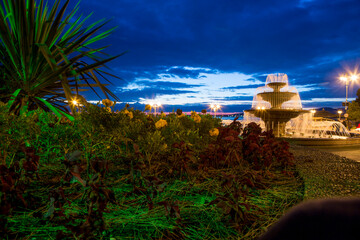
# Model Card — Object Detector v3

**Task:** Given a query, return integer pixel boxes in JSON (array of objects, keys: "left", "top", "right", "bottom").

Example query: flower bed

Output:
[{"left": 0, "top": 103, "right": 303, "bottom": 239}]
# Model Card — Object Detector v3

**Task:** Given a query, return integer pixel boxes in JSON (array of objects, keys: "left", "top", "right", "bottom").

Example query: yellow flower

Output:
[
  {"left": 155, "top": 119, "right": 168, "bottom": 129},
  {"left": 160, "top": 112, "right": 166, "bottom": 118},
  {"left": 123, "top": 109, "right": 133, "bottom": 119},
  {"left": 193, "top": 114, "right": 201, "bottom": 123},
  {"left": 191, "top": 111, "right": 201, "bottom": 123},
  {"left": 102, "top": 99, "right": 114, "bottom": 107},
  {"left": 145, "top": 104, "right": 152, "bottom": 111},
  {"left": 106, "top": 107, "right": 112, "bottom": 112},
  {"left": 209, "top": 128, "right": 219, "bottom": 136},
  {"left": 177, "top": 113, "right": 185, "bottom": 118}
]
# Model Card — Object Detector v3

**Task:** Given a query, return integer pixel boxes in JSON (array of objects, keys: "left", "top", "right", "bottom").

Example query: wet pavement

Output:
[{"left": 309, "top": 145, "right": 360, "bottom": 162}]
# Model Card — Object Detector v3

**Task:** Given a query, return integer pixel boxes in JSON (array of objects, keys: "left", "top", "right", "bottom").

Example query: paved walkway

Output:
[
  {"left": 291, "top": 145, "right": 360, "bottom": 199},
  {"left": 309, "top": 145, "right": 360, "bottom": 162}
]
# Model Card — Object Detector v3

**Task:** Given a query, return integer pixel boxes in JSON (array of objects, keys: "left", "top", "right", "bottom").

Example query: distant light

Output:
[
  {"left": 261, "top": 106, "right": 265, "bottom": 110},
  {"left": 210, "top": 103, "right": 221, "bottom": 111},
  {"left": 72, "top": 100, "right": 78, "bottom": 105},
  {"left": 337, "top": 110, "right": 343, "bottom": 114},
  {"left": 310, "top": 109, "right": 316, "bottom": 114},
  {"left": 340, "top": 76, "right": 347, "bottom": 81},
  {"left": 350, "top": 75, "right": 358, "bottom": 81},
  {"left": 257, "top": 106, "right": 261, "bottom": 110}
]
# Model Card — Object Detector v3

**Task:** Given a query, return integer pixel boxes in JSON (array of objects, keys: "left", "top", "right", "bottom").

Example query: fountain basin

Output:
[
  {"left": 245, "top": 109, "right": 309, "bottom": 137},
  {"left": 280, "top": 137, "right": 360, "bottom": 146}
]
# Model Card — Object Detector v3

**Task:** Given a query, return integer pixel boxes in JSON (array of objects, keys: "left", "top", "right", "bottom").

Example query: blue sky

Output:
[{"left": 69, "top": 0, "right": 360, "bottom": 112}]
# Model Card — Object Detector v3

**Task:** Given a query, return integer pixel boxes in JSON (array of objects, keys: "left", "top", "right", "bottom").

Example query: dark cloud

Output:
[
  {"left": 127, "top": 80, "right": 203, "bottom": 89},
  {"left": 117, "top": 88, "right": 197, "bottom": 102},
  {"left": 166, "top": 68, "right": 203, "bottom": 79},
  {"left": 212, "top": 96, "right": 254, "bottom": 101},
  {"left": 221, "top": 84, "right": 264, "bottom": 90}
]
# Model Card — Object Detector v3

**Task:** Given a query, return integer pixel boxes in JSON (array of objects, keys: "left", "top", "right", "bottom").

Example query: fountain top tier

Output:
[{"left": 252, "top": 73, "right": 302, "bottom": 110}]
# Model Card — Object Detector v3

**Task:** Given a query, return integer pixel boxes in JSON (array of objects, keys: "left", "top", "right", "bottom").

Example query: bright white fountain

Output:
[{"left": 244, "top": 73, "right": 350, "bottom": 138}]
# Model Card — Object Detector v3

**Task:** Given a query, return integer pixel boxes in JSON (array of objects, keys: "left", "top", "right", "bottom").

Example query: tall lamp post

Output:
[
  {"left": 337, "top": 110, "right": 342, "bottom": 121},
  {"left": 150, "top": 102, "right": 161, "bottom": 115},
  {"left": 340, "top": 74, "right": 358, "bottom": 110},
  {"left": 340, "top": 73, "right": 358, "bottom": 130},
  {"left": 210, "top": 104, "right": 221, "bottom": 117}
]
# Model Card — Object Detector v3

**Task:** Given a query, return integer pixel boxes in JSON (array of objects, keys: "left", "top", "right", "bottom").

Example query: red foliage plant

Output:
[
  {"left": 200, "top": 120, "right": 294, "bottom": 171},
  {"left": 199, "top": 118, "right": 243, "bottom": 169},
  {"left": 242, "top": 123, "right": 294, "bottom": 170}
]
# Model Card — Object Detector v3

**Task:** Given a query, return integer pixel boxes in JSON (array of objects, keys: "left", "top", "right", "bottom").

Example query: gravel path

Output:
[{"left": 290, "top": 145, "right": 360, "bottom": 199}]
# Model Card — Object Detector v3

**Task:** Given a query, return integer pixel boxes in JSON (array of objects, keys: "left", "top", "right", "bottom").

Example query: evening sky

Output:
[{"left": 68, "top": 0, "right": 360, "bottom": 112}]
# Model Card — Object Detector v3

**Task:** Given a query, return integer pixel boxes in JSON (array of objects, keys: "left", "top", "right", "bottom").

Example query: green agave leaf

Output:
[
  {"left": 0, "top": 0, "right": 121, "bottom": 116},
  {"left": 6, "top": 88, "right": 21, "bottom": 111},
  {"left": 35, "top": 97, "right": 74, "bottom": 121}
]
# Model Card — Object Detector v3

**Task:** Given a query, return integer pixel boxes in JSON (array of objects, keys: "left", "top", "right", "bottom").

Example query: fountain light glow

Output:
[
  {"left": 243, "top": 73, "right": 351, "bottom": 138},
  {"left": 245, "top": 73, "right": 308, "bottom": 137}
]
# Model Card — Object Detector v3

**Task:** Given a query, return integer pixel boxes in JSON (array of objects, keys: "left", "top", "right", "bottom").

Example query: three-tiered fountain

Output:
[{"left": 245, "top": 73, "right": 309, "bottom": 137}]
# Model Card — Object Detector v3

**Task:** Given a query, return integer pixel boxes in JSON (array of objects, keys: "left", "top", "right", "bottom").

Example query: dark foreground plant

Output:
[
  {"left": 0, "top": 0, "right": 122, "bottom": 118},
  {"left": 45, "top": 151, "right": 118, "bottom": 239},
  {"left": 0, "top": 107, "right": 301, "bottom": 239}
]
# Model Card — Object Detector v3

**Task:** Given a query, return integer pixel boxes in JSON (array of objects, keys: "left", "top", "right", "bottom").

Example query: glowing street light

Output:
[
  {"left": 337, "top": 110, "right": 342, "bottom": 121},
  {"left": 210, "top": 104, "right": 221, "bottom": 117},
  {"left": 310, "top": 109, "right": 316, "bottom": 115},
  {"left": 340, "top": 74, "right": 358, "bottom": 110},
  {"left": 150, "top": 102, "right": 161, "bottom": 115}
]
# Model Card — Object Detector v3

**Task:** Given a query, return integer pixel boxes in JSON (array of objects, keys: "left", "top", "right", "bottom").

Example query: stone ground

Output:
[
  {"left": 290, "top": 144, "right": 360, "bottom": 199},
  {"left": 310, "top": 144, "right": 360, "bottom": 162}
]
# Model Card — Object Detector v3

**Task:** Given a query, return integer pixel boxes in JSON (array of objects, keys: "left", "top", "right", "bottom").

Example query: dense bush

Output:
[{"left": 0, "top": 103, "right": 298, "bottom": 239}]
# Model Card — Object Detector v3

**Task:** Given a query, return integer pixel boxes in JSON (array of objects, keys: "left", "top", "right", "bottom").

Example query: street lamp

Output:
[
  {"left": 210, "top": 104, "right": 221, "bottom": 117},
  {"left": 150, "top": 102, "right": 161, "bottom": 115},
  {"left": 337, "top": 110, "right": 342, "bottom": 121},
  {"left": 340, "top": 74, "right": 358, "bottom": 110},
  {"left": 70, "top": 98, "right": 79, "bottom": 113}
]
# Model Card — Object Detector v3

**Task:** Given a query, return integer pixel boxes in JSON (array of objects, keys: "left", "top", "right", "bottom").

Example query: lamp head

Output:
[
  {"left": 350, "top": 74, "right": 358, "bottom": 81},
  {"left": 340, "top": 76, "right": 348, "bottom": 81}
]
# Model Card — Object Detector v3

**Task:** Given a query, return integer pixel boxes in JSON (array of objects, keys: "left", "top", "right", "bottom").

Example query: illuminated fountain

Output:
[
  {"left": 244, "top": 73, "right": 309, "bottom": 137},
  {"left": 243, "top": 73, "right": 352, "bottom": 139},
  {"left": 287, "top": 113, "right": 350, "bottom": 139}
]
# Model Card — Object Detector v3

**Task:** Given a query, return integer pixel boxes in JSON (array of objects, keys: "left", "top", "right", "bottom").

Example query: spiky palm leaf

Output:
[{"left": 0, "top": 0, "right": 122, "bottom": 119}]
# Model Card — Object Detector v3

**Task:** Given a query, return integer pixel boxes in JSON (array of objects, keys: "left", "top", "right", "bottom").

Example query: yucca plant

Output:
[{"left": 0, "top": 0, "right": 122, "bottom": 120}]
